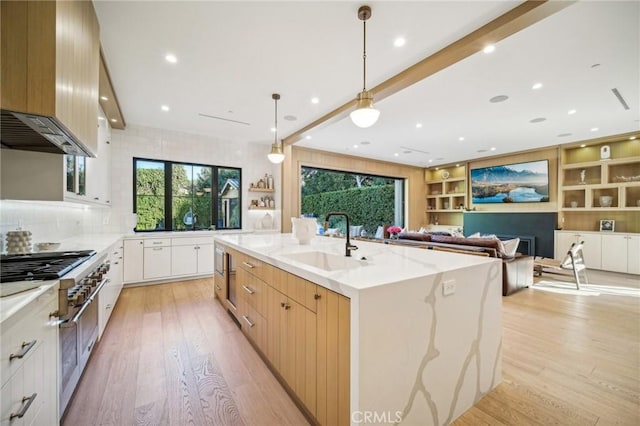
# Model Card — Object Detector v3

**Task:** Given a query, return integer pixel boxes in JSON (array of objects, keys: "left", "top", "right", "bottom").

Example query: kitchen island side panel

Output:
[{"left": 355, "top": 261, "right": 502, "bottom": 425}]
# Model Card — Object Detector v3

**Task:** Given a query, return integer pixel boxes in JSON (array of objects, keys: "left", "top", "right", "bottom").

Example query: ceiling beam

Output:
[{"left": 282, "top": 0, "right": 574, "bottom": 146}]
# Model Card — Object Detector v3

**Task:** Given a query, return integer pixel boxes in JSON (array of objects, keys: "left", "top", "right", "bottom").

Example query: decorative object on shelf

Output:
[
  {"left": 6, "top": 229, "right": 32, "bottom": 254},
  {"left": 267, "top": 93, "right": 285, "bottom": 164},
  {"left": 257, "top": 179, "right": 266, "bottom": 189},
  {"left": 599, "top": 219, "right": 615, "bottom": 232},
  {"left": 570, "top": 201, "right": 578, "bottom": 208},
  {"left": 431, "top": 190, "right": 440, "bottom": 195},
  {"left": 267, "top": 174, "right": 274, "bottom": 189},
  {"left": 614, "top": 175, "right": 640, "bottom": 182},
  {"left": 600, "top": 145, "right": 611, "bottom": 160},
  {"left": 387, "top": 226, "right": 402, "bottom": 239},
  {"left": 349, "top": 5, "right": 380, "bottom": 128},
  {"left": 579, "top": 169, "right": 586, "bottom": 184},
  {"left": 444, "top": 201, "right": 450, "bottom": 209},
  {"left": 441, "top": 170, "right": 450, "bottom": 180},
  {"left": 599, "top": 195, "right": 613, "bottom": 207}
]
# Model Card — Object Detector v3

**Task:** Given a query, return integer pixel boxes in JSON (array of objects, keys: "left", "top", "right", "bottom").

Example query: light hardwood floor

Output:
[{"left": 63, "top": 270, "right": 639, "bottom": 425}]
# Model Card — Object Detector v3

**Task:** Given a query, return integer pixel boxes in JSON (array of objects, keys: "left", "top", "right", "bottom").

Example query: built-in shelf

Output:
[
  {"left": 248, "top": 206, "right": 275, "bottom": 211},
  {"left": 249, "top": 188, "right": 275, "bottom": 193},
  {"left": 425, "top": 165, "right": 467, "bottom": 226}
]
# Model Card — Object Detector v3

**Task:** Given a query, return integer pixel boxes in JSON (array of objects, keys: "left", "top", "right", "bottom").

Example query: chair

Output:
[{"left": 533, "top": 241, "right": 588, "bottom": 290}]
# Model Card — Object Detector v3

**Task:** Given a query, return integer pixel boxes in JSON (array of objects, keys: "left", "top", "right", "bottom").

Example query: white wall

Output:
[
  {"left": 106, "top": 124, "right": 281, "bottom": 233},
  {"left": 0, "top": 125, "right": 281, "bottom": 250}
]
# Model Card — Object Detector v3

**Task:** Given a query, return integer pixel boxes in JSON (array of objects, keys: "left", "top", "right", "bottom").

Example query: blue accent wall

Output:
[{"left": 463, "top": 212, "right": 557, "bottom": 258}]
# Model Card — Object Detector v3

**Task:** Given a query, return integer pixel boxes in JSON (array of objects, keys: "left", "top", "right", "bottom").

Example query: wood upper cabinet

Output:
[{"left": 0, "top": 0, "right": 100, "bottom": 155}]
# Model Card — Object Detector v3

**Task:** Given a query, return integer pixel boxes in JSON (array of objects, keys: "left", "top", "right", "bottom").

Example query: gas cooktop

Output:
[{"left": 0, "top": 250, "right": 97, "bottom": 283}]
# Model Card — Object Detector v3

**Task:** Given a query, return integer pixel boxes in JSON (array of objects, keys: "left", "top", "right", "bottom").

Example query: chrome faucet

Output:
[{"left": 324, "top": 212, "right": 358, "bottom": 257}]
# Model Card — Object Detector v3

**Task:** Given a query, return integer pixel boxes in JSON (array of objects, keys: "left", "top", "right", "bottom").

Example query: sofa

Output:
[{"left": 398, "top": 232, "right": 533, "bottom": 296}]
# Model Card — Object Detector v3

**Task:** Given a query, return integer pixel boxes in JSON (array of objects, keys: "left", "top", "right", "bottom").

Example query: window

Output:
[
  {"left": 133, "top": 158, "right": 241, "bottom": 231},
  {"left": 300, "top": 166, "right": 405, "bottom": 236}
]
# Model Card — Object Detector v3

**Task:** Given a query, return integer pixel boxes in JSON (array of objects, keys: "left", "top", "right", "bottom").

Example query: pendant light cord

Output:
[
  {"left": 362, "top": 20, "right": 367, "bottom": 92},
  {"left": 274, "top": 96, "right": 278, "bottom": 146}
]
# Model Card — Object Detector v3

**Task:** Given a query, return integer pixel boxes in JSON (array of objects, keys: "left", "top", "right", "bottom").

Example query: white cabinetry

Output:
[
  {"left": 123, "top": 236, "right": 214, "bottom": 284},
  {"left": 601, "top": 234, "right": 640, "bottom": 274},
  {"left": 99, "top": 240, "right": 124, "bottom": 339},
  {"left": 123, "top": 239, "right": 144, "bottom": 283},
  {"left": 555, "top": 230, "right": 640, "bottom": 273},
  {"left": 1, "top": 286, "right": 58, "bottom": 425},
  {"left": 555, "top": 231, "right": 602, "bottom": 270},
  {"left": 86, "top": 109, "right": 112, "bottom": 205},
  {"left": 143, "top": 239, "right": 171, "bottom": 280}
]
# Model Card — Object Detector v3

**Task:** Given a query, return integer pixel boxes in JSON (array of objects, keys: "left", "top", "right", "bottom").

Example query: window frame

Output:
[{"left": 132, "top": 157, "right": 242, "bottom": 232}]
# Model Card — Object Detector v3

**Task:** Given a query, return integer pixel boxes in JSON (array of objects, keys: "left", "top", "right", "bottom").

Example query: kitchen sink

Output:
[{"left": 282, "top": 251, "right": 367, "bottom": 272}]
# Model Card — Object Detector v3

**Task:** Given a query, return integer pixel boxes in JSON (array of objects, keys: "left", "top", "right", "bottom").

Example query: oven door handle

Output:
[{"left": 59, "top": 277, "right": 109, "bottom": 328}]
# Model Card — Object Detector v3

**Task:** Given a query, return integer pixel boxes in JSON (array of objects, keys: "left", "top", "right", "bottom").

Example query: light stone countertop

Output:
[{"left": 214, "top": 233, "right": 499, "bottom": 296}]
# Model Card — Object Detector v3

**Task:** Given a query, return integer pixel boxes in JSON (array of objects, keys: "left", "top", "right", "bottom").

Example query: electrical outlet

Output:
[{"left": 443, "top": 279, "right": 456, "bottom": 296}]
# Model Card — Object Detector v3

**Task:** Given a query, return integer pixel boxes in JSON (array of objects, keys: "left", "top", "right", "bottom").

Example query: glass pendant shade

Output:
[
  {"left": 350, "top": 90, "right": 380, "bottom": 128},
  {"left": 268, "top": 142, "right": 285, "bottom": 164}
]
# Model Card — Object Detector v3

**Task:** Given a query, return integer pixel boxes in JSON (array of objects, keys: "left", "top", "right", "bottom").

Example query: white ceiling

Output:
[{"left": 94, "top": 1, "right": 640, "bottom": 168}]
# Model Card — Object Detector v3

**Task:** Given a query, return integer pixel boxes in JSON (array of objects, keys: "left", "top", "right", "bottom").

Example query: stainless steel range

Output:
[{"left": 0, "top": 250, "right": 110, "bottom": 416}]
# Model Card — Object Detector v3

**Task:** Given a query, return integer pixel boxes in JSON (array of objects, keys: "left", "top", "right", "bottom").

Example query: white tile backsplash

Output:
[{"left": 0, "top": 124, "right": 281, "bottom": 249}]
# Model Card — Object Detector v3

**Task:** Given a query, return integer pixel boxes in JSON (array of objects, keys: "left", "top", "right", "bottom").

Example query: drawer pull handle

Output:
[
  {"left": 152, "top": 241, "right": 163, "bottom": 245},
  {"left": 215, "top": 284, "right": 221, "bottom": 291},
  {"left": 242, "top": 285, "right": 255, "bottom": 295},
  {"left": 280, "top": 302, "right": 290, "bottom": 310},
  {"left": 314, "top": 294, "right": 321, "bottom": 300},
  {"left": 106, "top": 304, "right": 112, "bottom": 309},
  {"left": 152, "top": 247, "right": 163, "bottom": 251},
  {"left": 10, "top": 340, "right": 37, "bottom": 361},
  {"left": 242, "top": 261, "right": 255, "bottom": 269},
  {"left": 10, "top": 393, "right": 37, "bottom": 420},
  {"left": 242, "top": 315, "right": 255, "bottom": 328}
]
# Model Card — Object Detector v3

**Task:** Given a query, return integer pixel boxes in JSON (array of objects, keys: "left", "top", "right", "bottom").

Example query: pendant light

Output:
[
  {"left": 267, "top": 93, "right": 285, "bottom": 164},
  {"left": 350, "top": 5, "right": 379, "bottom": 128}
]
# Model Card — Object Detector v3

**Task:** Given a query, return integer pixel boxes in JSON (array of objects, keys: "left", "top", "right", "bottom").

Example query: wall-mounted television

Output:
[{"left": 471, "top": 159, "right": 549, "bottom": 203}]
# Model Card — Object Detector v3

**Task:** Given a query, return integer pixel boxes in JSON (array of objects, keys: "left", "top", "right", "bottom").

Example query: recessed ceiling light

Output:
[
  {"left": 394, "top": 37, "right": 406, "bottom": 47},
  {"left": 558, "top": 133, "right": 572, "bottom": 137},
  {"left": 568, "top": 109, "right": 577, "bottom": 115},
  {"left": 353, "top": 144, "right": 359, "bottom": 149},
  {"left": 393, "top": 153, "right": 399, "bottom": 157},
  {"left": 305, "top": 135, "right": 312, "bottom": 140},
  {"left": 531, "top": 82, "right": 543, "bottom": 90},
  {"left": 416, "top": 123, "right": 422, "bottom": 128},
  {"left": 98, "top": 116, "right": 105, "bottom": 121},
  {"left": 284, "top": 115, "right": 297, "bottom": 121},
  {"left": 270, "top": 127, "right": 276, "bottom": 132},
  {"left": 361, "top": 141, "right": 370, "bottom": 145},
  {"left": 489, "top": 95, "right": 509, "bottom": 103},
  {"left": 530, "top": 117, "right": 547, "bottom": 123},
  {"left": 459, "top": 137, "right": 465, "bottom": 141},
  {"left": 110, "top": 118, "right": 117, "bottom": 123},
  {"left": 630, "top": 136, "right": 636, "bottom": 140},
  {"left": 161, "top": 105, "right": 170, "bottom": 112},
  {"left": 580, "top": 144, "right": 586, "bottom": 148},
  {"left": 428, "top": 159, "right": 433, "bottom": 163},
  {"left": 591, "top": 127, "right": 599, "bottom": 132},
  {"left": 165, "top": 54, "right": 177, "bottom": 63},
  {"left": 435, "top": 167, "right": 439, "bottom": 170},
  {"left": 483, "top": 45, "right": 495, "bottom": 54},
  {"left": 311, "top": 97, "right": 319, "bottom": 104},
  {"left": 490, "top": 147, "right": 496, "bottom": 151},
  {"left": 455, "top": 164, "right": 460, "bottom": 167},
  {"left": 100, "top": 96, "right": 108, "bottom": 101}
]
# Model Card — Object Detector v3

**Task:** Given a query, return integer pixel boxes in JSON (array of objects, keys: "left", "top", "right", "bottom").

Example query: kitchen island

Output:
[{"left": 215, "top": 233, "right": 502, "bottom": 426}]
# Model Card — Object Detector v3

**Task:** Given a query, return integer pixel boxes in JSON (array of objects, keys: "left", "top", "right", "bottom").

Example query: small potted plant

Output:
[{"left": 387, "top": 226, "right": 402, "bottom": 239}]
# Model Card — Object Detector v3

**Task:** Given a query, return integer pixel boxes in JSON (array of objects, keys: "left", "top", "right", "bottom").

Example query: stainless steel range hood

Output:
[{"left": 1, "top": 109, "right": 94, "bottom": 157}]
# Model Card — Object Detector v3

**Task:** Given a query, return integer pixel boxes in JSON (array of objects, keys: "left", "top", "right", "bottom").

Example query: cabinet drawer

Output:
[
  {"left": 238, "top": 271, "right": 267, "bottom": 316},
  {"left": 235, "top": 251, "right": 273, "bottom": 283},
  {"left": 214, "top": 274, "right": 226, "bottom": 303},
  {"left": 1, "top": 288, "right": 57, "bottom": 387},
  {"left": 144, "top": 238, "right": 171, "bottom": 247},
  {"left": 171, "top": 236, "right": 213, "bottom": 246},
  {"left": 240, "top": 303, "right": 267, "bottom": 354}
]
